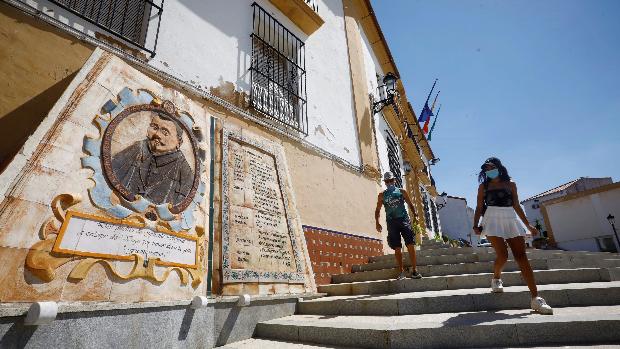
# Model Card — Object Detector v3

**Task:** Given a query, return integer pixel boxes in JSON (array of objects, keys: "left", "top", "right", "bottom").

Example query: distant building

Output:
[
  {"left": 521, "top": 177, "right": 613, "bottom": 235},
  {"left": 438, "top": 195, "right": 479, "bottom": 245},
  {"left": 542, "top": 181, "right": 620, "bottom": 252}
]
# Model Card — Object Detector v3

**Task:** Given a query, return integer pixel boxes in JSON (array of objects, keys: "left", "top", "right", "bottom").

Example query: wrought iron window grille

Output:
[
  {"left": 48, "top": 0, "right": 164, "bottom": 57},
  {"left": 430, "top": 198, "right": 439, "bottom": 234},
  {"left": 421, "top": 189, "right": 432, "bottom": 230},
  {"left": 385, "top": 130, "right": 403, "bottom": 188},
  {"left": 250, "top": 3, "right": 308, "bottom": 135}
]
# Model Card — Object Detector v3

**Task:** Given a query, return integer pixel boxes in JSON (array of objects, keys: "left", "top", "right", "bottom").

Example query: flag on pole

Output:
[
  {"left": 418, "top": 79, "right": 437, "bottom": 123},
  {"left": 418, "top": 102, "right": 433, "bottom": 123},
  {"left": 423, "top": 91, "right": 440, "bottom": 134},
  {"left": 427, "top": 104, "right": 442, "bottom": 141}
]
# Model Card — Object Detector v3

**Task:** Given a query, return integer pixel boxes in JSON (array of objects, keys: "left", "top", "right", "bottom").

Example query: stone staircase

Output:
[{"left": 223, "top": 238, "right": 620, "bottom": 348}]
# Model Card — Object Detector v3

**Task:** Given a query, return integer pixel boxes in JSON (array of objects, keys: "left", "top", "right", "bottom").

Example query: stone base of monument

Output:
[{"left": 0, "top": 293, "right": 322, "bottom": 348}]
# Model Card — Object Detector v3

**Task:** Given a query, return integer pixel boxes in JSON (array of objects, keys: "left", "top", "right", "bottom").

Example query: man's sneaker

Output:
[
  {"left": 491, "top": 278, "right": 504, "bottom": 293},
  {"left": 531, "top": 296, "right": 553, "bottom": 315},
  {"left": 409, "top": 269, "right": 422, "bottom": 279},
  {"left": 396, "top": 271, "right": 407, "bottom": 280}
]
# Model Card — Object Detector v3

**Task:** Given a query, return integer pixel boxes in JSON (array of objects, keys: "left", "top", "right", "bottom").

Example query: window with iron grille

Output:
[
  {"left": 385, "top": 130, "right": 403, "bottom": 188},
  {"left": 421, "top": 188, "right": 431, "bottom": 230},
  {"left": 430, "top": 198, "right": 439, "bottom": 234},
  {"left": 250, "top": 3, "right": 308, "bottom": 134},
  {"left": 49, "top": 0, "right": 163, "bottom": 56}
]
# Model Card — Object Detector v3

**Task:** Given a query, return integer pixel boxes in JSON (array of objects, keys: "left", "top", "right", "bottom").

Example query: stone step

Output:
[
  {"left": 367, "top": 249, "right": 615, "bottom": 264},
  {"left": 255, "top": 305, "right": 620, "bottom": 348},
  {"left": 357, "top": 251, "right": 620, "bottom": 272},
  {"left": 419, "top": 242, "right": 451, "bottom": 249},
  {"left": 318, "top": 268, "right": 620, "bottom": 296},
  {"left": 366, "top": 246, "right": 493, "bottom": 260},
  {"left": 300, "top": 281, "right": 620, "bottom": 316},
  {"left": 334, "top": 259, "right": 551, "bottom": 283},
  {"left": 354, "top": 252, "right": 498, "bottom": 272},
  {"left": 338, "top": 258, "right": 620, "bottom": 284},
  {"left": 220, "top": 338, "right": 355, "bottom": 349}
]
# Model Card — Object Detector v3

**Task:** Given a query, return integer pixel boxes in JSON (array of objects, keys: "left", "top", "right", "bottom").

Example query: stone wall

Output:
[
  {"left": 0, "top": 49, "right": 212, "bottom": 302},
  {"left": 0, "top": 296, "right": 300, "bottom": 348},
  {"left": 0, "top": 6, "right": 390, "bottom": 303},
  {"left": 0, "top": 2, "right": 94, "bottom": 170}
]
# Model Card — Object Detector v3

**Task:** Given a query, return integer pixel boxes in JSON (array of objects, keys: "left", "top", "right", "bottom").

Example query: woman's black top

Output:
[{"left": 484, "top": 187, "right": 513, "bottom": 207}]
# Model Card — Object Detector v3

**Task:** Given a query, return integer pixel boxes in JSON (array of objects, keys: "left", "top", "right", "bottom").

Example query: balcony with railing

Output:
[{"left": 47, "top": 0, "right": 164, "bottom": 57}]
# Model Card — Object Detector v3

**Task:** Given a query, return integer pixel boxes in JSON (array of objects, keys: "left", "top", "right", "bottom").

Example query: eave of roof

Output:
[{"left": 520, "top": 178, "right": 581, "bottom": 203}]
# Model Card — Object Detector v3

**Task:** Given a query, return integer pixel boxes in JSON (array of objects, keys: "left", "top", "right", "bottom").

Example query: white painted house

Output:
[
  {"left": 438, "top": 195, "right": 478, "bottom": 245},
  {"left": 521, "top": 177, "right": 613, "bottom": 235},
  {"left": 543, "top": 182, "right": 620, "bottom": 252}
]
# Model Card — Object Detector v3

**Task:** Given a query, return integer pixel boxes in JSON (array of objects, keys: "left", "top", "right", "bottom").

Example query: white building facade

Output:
[
  {"left": 521, "top": 177, "right": 613, "bottom": 234},
  {"left": 438, "top": 196, "right": 478, "bottom": 245},
  {"left": 16, "top": 0, "right": 362, "bottom": 166},
  {"left": 543, "top": 182, "right": 620, "bottom": 252},
  {"left": 1, "top": 0, "right": 442, "bottom": 257}
]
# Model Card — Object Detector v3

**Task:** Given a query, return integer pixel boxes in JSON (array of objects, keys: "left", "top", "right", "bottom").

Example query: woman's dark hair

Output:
[{"left": 478, "top": 157, "right": 511, "bottom": 185}]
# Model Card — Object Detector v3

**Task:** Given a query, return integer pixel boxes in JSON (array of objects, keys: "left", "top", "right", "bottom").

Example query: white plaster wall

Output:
[
  {"left": 359, "top": 22, "right": 383, "bottom": 100},
  {"left": 438, "top": 197, "right": 470, "bottom": 241},
  {"left": 151, "top": 0, "right": 361, "bottom": 166},
  {"left": 357, "top": 22, "right": 406, "bottom": 188},
  {"left": 545, "top": 186, "right": 620, "bottom": 252},
  {"left": 25, "top": 0, "right": 361, "bottom": 166},
  {"left": 523, "top": 178, "right": 613, "bottom": 233}
]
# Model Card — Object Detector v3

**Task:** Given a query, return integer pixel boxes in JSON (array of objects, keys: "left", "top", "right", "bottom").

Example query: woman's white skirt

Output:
[{"left": 481, "top": 206, "right": 525, "bottom": 239}]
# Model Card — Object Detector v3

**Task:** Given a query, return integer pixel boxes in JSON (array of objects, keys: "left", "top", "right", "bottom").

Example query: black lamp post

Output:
[
  {"left": 607, "top": 214, "right": 620, "bottom": 249},
  {"left": 372, "top": 72, "right": 399, "bottom": 114}
]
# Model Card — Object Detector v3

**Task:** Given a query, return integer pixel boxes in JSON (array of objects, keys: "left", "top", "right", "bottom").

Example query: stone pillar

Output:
[
  {"left": 402, "top": 156, "right": 427, "bottom": 245},
  {"left": 342, "top": 0, "right": 380, "bottom": 177}
]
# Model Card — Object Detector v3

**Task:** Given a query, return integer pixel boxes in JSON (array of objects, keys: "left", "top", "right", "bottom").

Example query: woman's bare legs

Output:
[
  {"left": 507, "top": 236, "right": 538, "bottom": 298},
  {"left": 487, "top": 236, "right": 508, "bottom": 279}
]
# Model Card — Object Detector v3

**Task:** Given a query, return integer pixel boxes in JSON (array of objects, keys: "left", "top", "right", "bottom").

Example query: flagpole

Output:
[
  {"left": 424, "top": 79, "right": 438, "bottom": 106},
  {"left": 431, "top": 91, "right": 440, "bottom": 112}
]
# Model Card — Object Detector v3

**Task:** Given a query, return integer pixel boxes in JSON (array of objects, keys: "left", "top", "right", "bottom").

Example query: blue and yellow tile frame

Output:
[{"left": 82, "top": 87, "right": 207, "bottom": 232}]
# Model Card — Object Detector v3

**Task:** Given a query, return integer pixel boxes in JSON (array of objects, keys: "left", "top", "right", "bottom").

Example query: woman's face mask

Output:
[
  {"left": 387, "top": 184, "right": 396, "bottom": 190},
  {"left": 485, "top": 168, "right": 500, "bottom": 179}
]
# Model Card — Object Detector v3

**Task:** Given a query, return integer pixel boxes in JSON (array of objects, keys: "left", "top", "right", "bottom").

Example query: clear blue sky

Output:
[{"left": 372, "top": 0, "right": 620, "bottom": 207}]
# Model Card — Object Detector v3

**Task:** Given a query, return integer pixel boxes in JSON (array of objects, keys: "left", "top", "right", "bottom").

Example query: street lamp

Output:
[
  {"left": 607, "top": 214, "right": 620, "bottom": 249},
  {"left": 372, "top": 72, "right": 399, "bottom": 114}
]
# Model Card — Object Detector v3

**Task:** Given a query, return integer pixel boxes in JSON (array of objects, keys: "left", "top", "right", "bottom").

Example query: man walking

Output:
[{"left": 375, "top": 172, "right": 422, "bottom": 280}]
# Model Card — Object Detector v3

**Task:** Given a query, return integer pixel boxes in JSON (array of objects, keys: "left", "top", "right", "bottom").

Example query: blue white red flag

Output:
[{"left": 418, "top": 102, "right": 434, "bottom": 122}]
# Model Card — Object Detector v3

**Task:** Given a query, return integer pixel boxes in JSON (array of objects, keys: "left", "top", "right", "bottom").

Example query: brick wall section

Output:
[{"left": 303, "top": 225, "right": 383, "bottom": 285}]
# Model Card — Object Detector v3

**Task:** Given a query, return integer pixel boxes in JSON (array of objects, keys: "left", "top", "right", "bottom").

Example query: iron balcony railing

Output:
[
  {"left": 48, "top": 0, "right": 164, "bottom": 57},
  {"left": 250, "top": 3, "right": 308, "bottom": 135}
]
